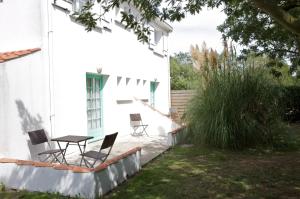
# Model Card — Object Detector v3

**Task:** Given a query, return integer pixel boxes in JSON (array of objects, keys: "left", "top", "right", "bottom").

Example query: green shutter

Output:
[
  {"left": 86, "top": 73, "right": 104, "bottom": 141},
  {"left": 150, "top": 82, "right": 156, "bottom": 108}
]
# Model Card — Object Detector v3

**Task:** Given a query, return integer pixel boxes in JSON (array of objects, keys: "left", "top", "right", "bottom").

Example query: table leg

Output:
[
  {"left": 57, "top": 141, "right": 69, "bottom": 165},
  {"left": 78, "top": 140, "right": 88, "bottom": 166}
]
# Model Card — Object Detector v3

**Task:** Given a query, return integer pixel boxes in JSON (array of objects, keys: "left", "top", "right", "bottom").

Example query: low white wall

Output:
[
  {"left": 167, "top": 126, "right": 186, "bottom": 147},
  {"left": 0, "top": 148, "right": 141, "bottom": 198}
]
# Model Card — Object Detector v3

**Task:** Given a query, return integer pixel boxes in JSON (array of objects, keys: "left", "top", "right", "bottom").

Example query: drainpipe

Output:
[
  {"left": 167, "top": 34, "right": 171, "bottom": 115},
  {"left": 47, "top": 0, "right": 55, "bottom": 138}
]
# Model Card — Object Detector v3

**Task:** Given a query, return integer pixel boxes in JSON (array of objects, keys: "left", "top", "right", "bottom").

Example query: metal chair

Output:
[
  {"left": 28, "top": 129, "right": 65, "bottom": 163},
  {"left": 81, "top": 132, "right": 118, "bottom": 168},
  {"left": 130, "top": 113, "right": 149, "bottom": 136}
]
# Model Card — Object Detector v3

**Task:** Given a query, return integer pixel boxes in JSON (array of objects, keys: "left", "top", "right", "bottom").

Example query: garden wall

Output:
[
  {"left": 170, "top": 90, "right": 195, "bottom": 123},
  {"left": 0, "top": 147, "right": 141, "bottom": 198},
  {"left": 167, "top": 126, "right": 187, "bottom": 147}
]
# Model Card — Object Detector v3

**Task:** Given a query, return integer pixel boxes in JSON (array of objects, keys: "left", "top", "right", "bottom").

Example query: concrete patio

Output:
[{"left": 66, "top": 133, "right": 170, "bottom": 167}]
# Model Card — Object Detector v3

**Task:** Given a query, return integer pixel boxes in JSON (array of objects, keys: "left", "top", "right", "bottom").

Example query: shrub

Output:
[
  {"left": 170, "top": 55, "right": 199, "bottom": 90},
  {"left": 185, "top": 68, "right": 284, "bottom": 150},
  {"left": 0, "top": 182, "right": 5, "bottom": 192},
  {"left": 281, "top": 86, "right": 300, "bottom": 122}
]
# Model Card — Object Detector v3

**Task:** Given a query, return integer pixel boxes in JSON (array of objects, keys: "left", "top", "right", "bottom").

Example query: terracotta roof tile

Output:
[
  {"left": 0, "top": 48, "right": 41, "bottom": 63},
  {"left": 0, "top": 147, "right": 142, "bottom": 173},
  {"left": 72, "top": 166, "right": 93, "bottom": 173},
  {"left": 53, "top": 164, "right": 74, "bottom": 171},
  {"left": 0, "top": 158, "right": 18, "bottom": 163},
  {"left": 93, "top": 163, "right": 109, "bottom": 172},
  {"left": 33, "top": 162, "right": 54, "bottom": 168},
  {"left": 103, "top": 147, "right": 142, "bottom": 167},
  {"left": 16, "top": 160, "right": 35, "bottom": 166}
]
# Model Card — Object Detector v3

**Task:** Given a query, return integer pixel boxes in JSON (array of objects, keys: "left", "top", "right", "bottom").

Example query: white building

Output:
[{"left": 0, "top": 0, "right": 173, "bottom": 159}]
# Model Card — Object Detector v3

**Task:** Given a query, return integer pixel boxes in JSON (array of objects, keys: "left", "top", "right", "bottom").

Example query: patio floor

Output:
[{"left": 65, "top": 134, "right": 170, "bottom": 167}]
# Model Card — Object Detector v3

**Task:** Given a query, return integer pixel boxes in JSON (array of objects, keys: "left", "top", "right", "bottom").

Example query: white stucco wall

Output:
[
  {"left": 0, "top": 0, "right": 43, "bottom": 52},
  {"left": 49, "top": 2, "right": 172, "bottom": 139},
  {"left": 0, "top": 1, "right": 172, "bottom": 159},
  {"left": 0, "top": 52, "right": 50, "bottom": 159}
]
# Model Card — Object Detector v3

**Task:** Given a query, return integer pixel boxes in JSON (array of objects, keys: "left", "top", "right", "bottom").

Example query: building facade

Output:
[{"left": 0, "top": 0, "right": 173, "bottom": 159}]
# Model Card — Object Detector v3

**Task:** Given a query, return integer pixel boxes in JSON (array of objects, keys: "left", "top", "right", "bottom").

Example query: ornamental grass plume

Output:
[{"left": 185, "top": 67, "right": 284, "bottom": 150}]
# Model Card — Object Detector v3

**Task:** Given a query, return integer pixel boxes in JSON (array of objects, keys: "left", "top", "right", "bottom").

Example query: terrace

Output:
[{"left": 0, "top": 120, "right": 183, "bottom": 198}]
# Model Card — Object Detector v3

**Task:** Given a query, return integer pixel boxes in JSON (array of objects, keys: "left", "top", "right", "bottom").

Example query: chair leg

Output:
[
  {"left": 133, "top": 127, "right": 138, "bottom": 135},
  {"left": 41, "top": 154, "right": 52, "bottom": 162},
  {"left": 52, "top": 153, "right": 63, "bottom": 163},
  {"left": 91, "top": 159, "right": 98, "bottom": 168},
  {"left": 142, "top": 126, "right": 149, "bottom": 136},
  {"left": 80, "top": 156, "right": 84, "bottom": 167},
  {"left": 82, "top": 156, "right": 93, "bottom": 168}
]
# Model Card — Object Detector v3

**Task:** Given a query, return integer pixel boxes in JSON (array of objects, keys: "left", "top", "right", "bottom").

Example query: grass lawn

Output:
[
  {"left": 1, "top": 124, "right": 300, "bottom": 199},
  {"left": 105, "top": 124, "right": 300, "bottom": 199}
]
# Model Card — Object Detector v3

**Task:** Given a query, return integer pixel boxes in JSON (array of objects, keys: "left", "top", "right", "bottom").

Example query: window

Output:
[
  {"left": 73, "top": 0, "right": 91, "bottom": 12},
  {"left": 86, "top": 73, "right": 104, "bottom": 140},
  {"left": 148, "top": 27, "right": 164, "bottom": 55},
  {"left": 154, "top": 30, "right": 164, "bottom": 54},
  {"left": 149, "top": 27, "right": 155, "bottom": 49},
  {"left": 154, "top": 30, "right": 162, "bottom": 44},
  {"left": 163, "top": 33, "right": 168, "bottom": 55}
]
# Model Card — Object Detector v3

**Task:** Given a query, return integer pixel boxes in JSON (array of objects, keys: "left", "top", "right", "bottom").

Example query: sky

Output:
[{"left": 168, "top": 7, "right": 226, "bottom": 55}]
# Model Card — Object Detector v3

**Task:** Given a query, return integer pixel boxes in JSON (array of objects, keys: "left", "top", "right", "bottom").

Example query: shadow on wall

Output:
[
  {"left": 93, "top": 152, "right": 140, "bottom": 197},
  {"left": 15, "top": 99, "right": 48, "bottom": 160}
]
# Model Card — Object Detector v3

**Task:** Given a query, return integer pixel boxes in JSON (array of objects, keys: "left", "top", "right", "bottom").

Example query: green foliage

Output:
[
  {"left": 71, "top": 1, "right": 98, "bottom": 32},
  {"left": 170, "top": 53, "right": 199, "bottom": 90},
  {"left": 281, "top": 86, "right": 300, "bottom": 122},
  {"left": 186, "top": 68, "right": 284, "bottom": 150},
  {"left": 218, "top": 1, "right": 300, "bottom": 71},
  {"left": 0, "top": 183, "right": 5, "bottom": 192}
]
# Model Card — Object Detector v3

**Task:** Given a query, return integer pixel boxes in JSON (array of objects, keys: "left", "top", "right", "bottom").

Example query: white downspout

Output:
[{"left": 47, "top": 0, "right": 55, "bottom": 138}]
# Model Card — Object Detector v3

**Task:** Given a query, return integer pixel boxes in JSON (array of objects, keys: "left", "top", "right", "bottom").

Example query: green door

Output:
[
  {"left": 86, "top": 73, "right": 104, "bottom": 141},
  {"left": 150, "top": 81, "right": 157, "bottom": 108}
]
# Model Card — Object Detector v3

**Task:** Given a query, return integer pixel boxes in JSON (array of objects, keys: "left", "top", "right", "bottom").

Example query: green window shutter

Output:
[
  {"left": 86, "top": 73, "right": 104, "bottom": 140},
  {"left": 150, "top": 81, "right": 157, "bottom": 108}
]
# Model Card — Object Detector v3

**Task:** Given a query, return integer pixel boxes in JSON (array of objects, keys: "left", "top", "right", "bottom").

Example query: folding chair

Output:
[
  {"left": 81, "top": 132, "right": 118, "bottom": 168},
  {"left": 28, "top": 129, "right": 65, "bottom": 163},
  {"left": 130, "top": 113, "right": 149, "bottom": 136}
]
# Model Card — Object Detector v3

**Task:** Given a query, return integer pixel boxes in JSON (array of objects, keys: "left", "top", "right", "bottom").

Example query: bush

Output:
[
  {"left": 281, "top": 86, "right": 300, "bottom": 122},
  {"left": 170, "top": 56, "right": 199, "bottom": 90},
  {"left": 186, "top": 68, "right": 284, "bottom": 150}
]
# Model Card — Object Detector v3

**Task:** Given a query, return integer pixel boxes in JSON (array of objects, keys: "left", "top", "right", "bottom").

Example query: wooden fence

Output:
[{"left": 170, "top": 90, "right": 195, "bottom": 123}]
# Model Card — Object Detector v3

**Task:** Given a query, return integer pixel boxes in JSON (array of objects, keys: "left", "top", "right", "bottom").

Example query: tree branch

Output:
[{"left": 252, "top": 0, "right": 300, "bottom": 36}]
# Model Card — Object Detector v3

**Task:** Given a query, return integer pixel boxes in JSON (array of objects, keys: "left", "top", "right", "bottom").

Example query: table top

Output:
[{"left": 51, "top": 135, "right": 94, "bottom": 143}]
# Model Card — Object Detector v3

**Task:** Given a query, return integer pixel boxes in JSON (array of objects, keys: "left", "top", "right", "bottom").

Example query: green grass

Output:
[
  {"left": 1, "top": 124, "right": 300, "bottom": 199},
  {"left": 105, "top": 124, "right": 300, "bottom": 199}
]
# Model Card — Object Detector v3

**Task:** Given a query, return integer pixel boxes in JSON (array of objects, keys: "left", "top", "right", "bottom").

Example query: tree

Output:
[
  {"left": 170, "top": 53, "right": 198, "bottom": 90},
  {"left": 173, "top": 52, "right": 193, "bottom": 65},
  {"left": 75, "top": 0, "right": 300, "bottom": 68},
  {"left": 218, "top": 1, "right": 300, "bottom": 71}
]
